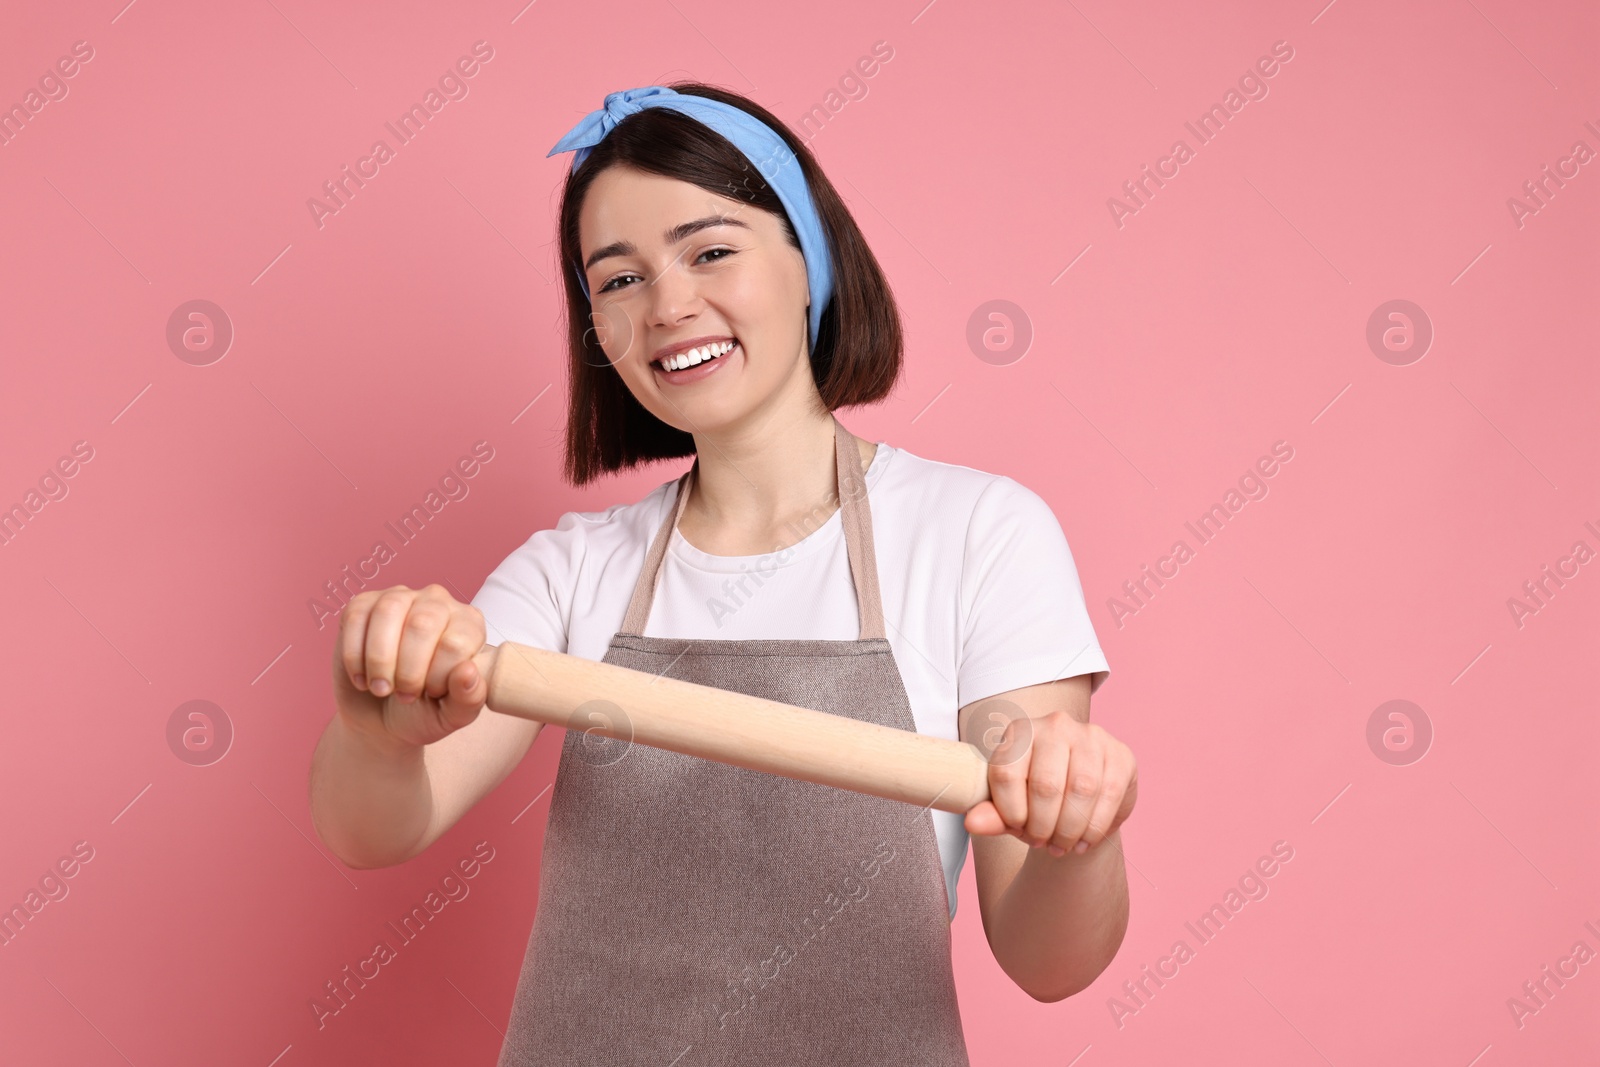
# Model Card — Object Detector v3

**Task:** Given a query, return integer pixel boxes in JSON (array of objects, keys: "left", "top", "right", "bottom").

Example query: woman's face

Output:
[{"left": 578, "top": 165, "right": 813, "bottom": 434}]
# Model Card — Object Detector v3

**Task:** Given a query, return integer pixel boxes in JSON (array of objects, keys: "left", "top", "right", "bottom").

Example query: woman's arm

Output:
[
  {"left": 960, "top": 674, "right": 1136, "bottom": 1002},
  {"left": 309, "top": 705, "right": 542, "bottom": 869}
]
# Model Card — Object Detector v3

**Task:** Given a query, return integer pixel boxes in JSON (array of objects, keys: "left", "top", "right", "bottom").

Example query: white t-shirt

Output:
[{"left": 471, "top": 439, "right": 1110, "bottom": 919}]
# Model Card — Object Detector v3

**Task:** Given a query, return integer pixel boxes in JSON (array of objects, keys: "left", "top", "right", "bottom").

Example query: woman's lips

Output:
[{"left": 652, "top": 340, "right": 740, "bottom": 385}]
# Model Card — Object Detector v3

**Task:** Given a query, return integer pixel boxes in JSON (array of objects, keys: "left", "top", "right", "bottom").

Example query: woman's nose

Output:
[{"left": 644, "top": 254, "right": 704, "bottom": 328}]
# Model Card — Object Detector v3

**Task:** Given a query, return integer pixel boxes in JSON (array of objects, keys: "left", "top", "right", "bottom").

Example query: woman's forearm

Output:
[
  {"left": 308, "top": 714, "right": 435, "bottom": 870},
  {"left": 985, "top": 830, "right": 1131, "bottom": 1002}
]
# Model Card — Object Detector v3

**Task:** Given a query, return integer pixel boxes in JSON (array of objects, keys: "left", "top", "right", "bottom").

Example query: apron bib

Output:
[{"left": 497, "top": 417, "right": 970, "bottom": 1066}]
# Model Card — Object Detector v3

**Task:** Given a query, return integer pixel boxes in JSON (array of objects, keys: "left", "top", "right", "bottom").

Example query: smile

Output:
[{"left": 655, "top": 339, "right": 738, "bottom": 373}]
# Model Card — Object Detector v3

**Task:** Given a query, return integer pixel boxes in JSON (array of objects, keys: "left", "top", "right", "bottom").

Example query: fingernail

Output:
[
  {"left": 1048, "top": 845, "right": 1066, "bottom": 857},
  {"left": 398, "top": 692, "right": 415, "bottom": 704},
  {"left": 1074, "top": 841, "right": 1089, "bottom": 854},
  {"left": 353, "top": 673, "right": 366, "bottom": 689},
  {"left": 372, "top": 679, "right": 390, "bottom": 696}
]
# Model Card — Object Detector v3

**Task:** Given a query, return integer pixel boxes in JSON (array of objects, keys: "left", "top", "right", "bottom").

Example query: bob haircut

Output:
[{"left": 553, "top": 82, "right": 904, "bottom": 486}]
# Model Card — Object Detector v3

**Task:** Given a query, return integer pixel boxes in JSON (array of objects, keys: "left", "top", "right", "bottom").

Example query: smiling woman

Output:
[
  {"left": 310, "top": 79, "right": 1127, "bottom": 1067},
  {"left": 548, "top": 84, "right": 903, "bottom": 486}
]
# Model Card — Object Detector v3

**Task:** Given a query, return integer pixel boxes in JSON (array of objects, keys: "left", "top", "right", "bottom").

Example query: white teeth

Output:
[{"left": 660, "top": 340, "right": 735, "bottom": 372}]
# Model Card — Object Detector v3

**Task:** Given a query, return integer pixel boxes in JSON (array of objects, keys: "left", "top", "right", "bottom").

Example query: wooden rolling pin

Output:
[{"left": 470, "top": 641, "right": 993, "bottom": 815}]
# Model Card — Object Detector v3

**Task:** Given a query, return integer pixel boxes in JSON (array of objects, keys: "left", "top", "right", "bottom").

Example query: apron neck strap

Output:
[{"left": 619, "top": 415, "right": 885, "bottom": 640}]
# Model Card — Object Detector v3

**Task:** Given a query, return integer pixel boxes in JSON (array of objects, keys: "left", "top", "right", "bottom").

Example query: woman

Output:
[{"left": 310, "top": 83, "right": 1136, "bottom": 1065}]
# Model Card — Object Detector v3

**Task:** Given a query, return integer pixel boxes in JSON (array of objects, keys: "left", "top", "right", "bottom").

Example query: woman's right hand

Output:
[{"left": 332, "top": 583, "right": 491, "bottom": 751}]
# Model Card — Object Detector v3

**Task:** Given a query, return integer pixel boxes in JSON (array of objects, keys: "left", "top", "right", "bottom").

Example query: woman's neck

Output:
[{"left": 677, "top": 411, "right": 876, "bottom": 557}]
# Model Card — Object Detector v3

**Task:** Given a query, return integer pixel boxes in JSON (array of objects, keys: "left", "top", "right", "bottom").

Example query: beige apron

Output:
[{"left": 497, "top": 416, "right": 970, "bottom": 1066}]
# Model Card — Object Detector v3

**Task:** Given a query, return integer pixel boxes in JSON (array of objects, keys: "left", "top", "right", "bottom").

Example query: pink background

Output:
[{"left": 2, "top": 0, "right": 1596, "bottom": 1063}]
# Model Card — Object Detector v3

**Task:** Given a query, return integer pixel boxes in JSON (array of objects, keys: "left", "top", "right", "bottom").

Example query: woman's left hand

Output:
[{"left": 963, "top": 710, "right": 1138, "bottom": 857}]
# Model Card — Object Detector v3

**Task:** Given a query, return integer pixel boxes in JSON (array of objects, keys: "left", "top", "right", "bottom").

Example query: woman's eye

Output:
[
  {"left": 597, "top": 273, "right": 639, "bottom": 293},
  {"left": 597, "top": 249, "right": 734, "bottom": 292}
]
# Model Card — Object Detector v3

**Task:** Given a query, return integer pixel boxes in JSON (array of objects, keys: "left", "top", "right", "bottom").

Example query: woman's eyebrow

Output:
[{"left": 584, "top": 214, "right": 753, "bottom": 271}]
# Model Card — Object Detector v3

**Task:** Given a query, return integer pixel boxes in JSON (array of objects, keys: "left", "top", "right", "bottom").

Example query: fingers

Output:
[
  {"left": 359, "top": 587, "right": 418, "bottom": 698},
  {"left": 436, "top": 656, "right": 488, "bottom": 733},
  {"left": 1050, "top": 737, "right": 1105, "bottom": 855},
  {"left": 1069, "top": 745, "right": 1136, "bottom": 853},
  {"left": 985, "top": 714, "right": 1035, "bottom": 838},
  {"left": 1020, "top": 722, "right": 1070, "bottom": 849},
  {"left": 967, "top": 713, "right": 1139, "bottom": 858},
  {"left": 391, "top": 584, "right": 468, "bottom": 701},
  {"left": 344, "top": 584, "right": 475, "bottom": 703},
  {"left": 424, "top": 612, "right": 486, "bottom": 700},
  {"left": 330, "top": 582, "right": 490, "bottom": 751},
  {"left": 390, "top": 599, "right": 449, "bottom": 703},
  {"left": 337, "top": 586, "right": 401, "bottom": 692},
  {"left": 963, "top": 799, "right": 1006, "bottom": 836}
]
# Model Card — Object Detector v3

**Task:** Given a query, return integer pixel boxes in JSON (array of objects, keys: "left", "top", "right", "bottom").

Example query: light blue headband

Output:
[{"left": 547, "top": 85, "right": 834, "bottom": 351}]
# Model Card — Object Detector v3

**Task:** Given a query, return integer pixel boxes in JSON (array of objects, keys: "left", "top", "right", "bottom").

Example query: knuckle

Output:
[
  {"left": 405, "top": 604, "right": 450, "bottom": 632},
  {"left": 436, "top": 629, "right": 473, "bottom": 656},
  {"left": 369, "top": 594, "right": 408, "bottom": 621},
  {"left": 996, "top": 732, "right": 1031, "bottom": 758},
  {"left": 989, "top": 761, "right": 1026, "bottom": 781},
  {"left": 1070, "top": 774, "right": 1100, "bottom": 797},
  {"left": 1028, "top": 777, "right": 1064, "bottom": 801}
]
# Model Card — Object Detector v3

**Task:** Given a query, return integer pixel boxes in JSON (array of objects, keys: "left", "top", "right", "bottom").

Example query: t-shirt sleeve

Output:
[
  {"left": 956, "top": 476, "right": 1110, "bottom": 709},
  {"left": 470, "top": 511, "right": 590, "bottom": 654}
]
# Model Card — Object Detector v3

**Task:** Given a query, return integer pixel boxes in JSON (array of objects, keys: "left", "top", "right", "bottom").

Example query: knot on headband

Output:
[
  {"left": 548, "top": 86, "right": 678, "bottom": 160},
  {"left": 547, "top": 85, "right": 834, "bottom": 352}
]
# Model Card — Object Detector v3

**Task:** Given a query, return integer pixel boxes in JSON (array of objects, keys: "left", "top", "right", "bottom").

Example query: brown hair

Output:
[{"left": 553, "top": 82, "right": 904, "bottom": 486}]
